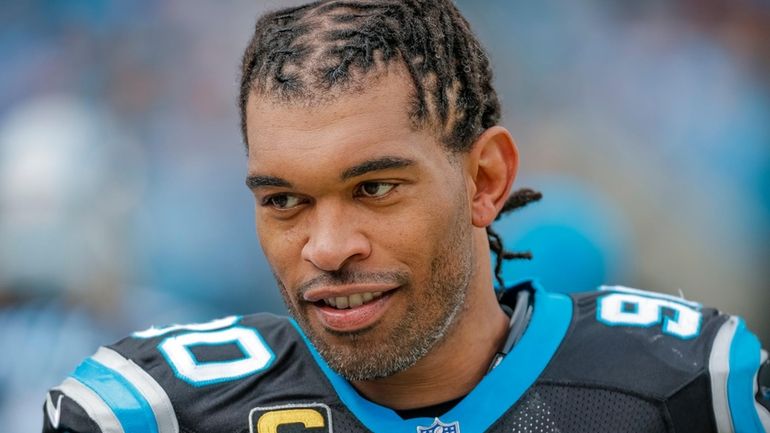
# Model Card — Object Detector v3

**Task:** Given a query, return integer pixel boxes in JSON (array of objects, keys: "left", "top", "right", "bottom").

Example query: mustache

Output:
[{"left": 295, "top": 270, "right": 409, "bottom": 296}]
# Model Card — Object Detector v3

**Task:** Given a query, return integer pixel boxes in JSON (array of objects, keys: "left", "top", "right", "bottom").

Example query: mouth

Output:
[
  {"left": 319, "top": 291, "right": 384, "bottom": 309},
  {"left": 303, "top": 285, "right": 399, "bottom": 332}
]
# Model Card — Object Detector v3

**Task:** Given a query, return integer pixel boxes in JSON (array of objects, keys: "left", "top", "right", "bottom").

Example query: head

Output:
[{"left": 240, "top": 0, "right": 538, "bottom": 381}]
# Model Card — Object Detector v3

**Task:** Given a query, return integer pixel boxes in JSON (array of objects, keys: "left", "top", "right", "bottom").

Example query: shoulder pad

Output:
[
  {"left": 43, "top": 313, "right": 335, "bottom": 433},
  {"left": 542, "top": 285, "right": 727, "bottom": 399},
  {"left": 708, "top": 316, "right": 770, "bottom": 432}
]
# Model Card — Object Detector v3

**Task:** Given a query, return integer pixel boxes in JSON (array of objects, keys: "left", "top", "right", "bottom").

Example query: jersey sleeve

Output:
[
  {"left": 41, "top": 346, "right": 179, "bottom": 433},
  {"left": 40, "top": 313, "right": 319, "bottom": 433},
  {"left": 708, "top": 316, "right": 770, "bottom": 433},
  {"left": 42, "top": 387, "right": 107, "bottom": 433}
]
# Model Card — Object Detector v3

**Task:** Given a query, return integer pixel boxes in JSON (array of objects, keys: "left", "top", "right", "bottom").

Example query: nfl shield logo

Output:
[{"left": 416, "top": 418, "right": 461, "bottom": 433}]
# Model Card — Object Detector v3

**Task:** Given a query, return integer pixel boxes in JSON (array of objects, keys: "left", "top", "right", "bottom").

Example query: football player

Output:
[{"left": 43, "top": 1, "right": 770, "bottom": 432}]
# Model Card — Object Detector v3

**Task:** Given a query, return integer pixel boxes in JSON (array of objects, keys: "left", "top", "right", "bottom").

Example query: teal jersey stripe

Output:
[
  {"left": 71, "top": 358, "right": 160, "bottom": 433},
  {"left": 728, "top": 318, "right": 765, "bottom": 433}
]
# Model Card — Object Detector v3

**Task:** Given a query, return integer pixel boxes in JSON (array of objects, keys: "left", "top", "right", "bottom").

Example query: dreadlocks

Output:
[{"left": 238, "top": 0, "right": 540, "bottom": 288}]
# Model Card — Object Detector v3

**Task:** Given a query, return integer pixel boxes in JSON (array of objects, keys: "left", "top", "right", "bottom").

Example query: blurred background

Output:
[{"left": 1, "top": 0, "right": 768, "bottom": 429}]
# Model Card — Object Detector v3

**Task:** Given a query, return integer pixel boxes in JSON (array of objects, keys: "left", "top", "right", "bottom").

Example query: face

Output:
[{"left": 245, "top": 71, "right": 477, "bottom": 380}]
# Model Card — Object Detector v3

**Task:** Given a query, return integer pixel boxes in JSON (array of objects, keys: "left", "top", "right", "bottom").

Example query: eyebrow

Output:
[
  {"left": 245, "top": 175, "right": 292, "bottom": 190},
  {"left": 245, "top": 156, "right": 415, "bottom": 190},
  {"left": 341, "top": 156, "right": 415, "bottom": 180}
]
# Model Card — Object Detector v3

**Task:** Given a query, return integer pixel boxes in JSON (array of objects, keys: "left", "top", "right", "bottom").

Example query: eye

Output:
[
  {"left": 262, "top": 193, "right": 304, "bottom": 210},
  {"left": 356, "top": 182, "right": 397, "bottom": 198}
]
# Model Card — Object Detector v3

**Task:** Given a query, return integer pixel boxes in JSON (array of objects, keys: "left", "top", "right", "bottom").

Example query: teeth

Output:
[
  {"left": 322, "top": 291, "right": 382, "bottom": 309},
  {"left": 349, "top": 293, "right": 363, "bottom": 308}
]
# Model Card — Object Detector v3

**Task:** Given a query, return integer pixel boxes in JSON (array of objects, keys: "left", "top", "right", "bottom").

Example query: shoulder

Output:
[
  {"left": 542, "top": 285, "right": 726, "bottom": 393},
  {"left": 43, "top": 313, "right": 332, "bottom": 433},
  {"left": 108, "top": 313, "right": 300, "bottom": 384},
  {"left": 540, "top": 285, "right": 770, "bottom": 432},
  {"left": 544, "top": 285, "right": 754, "bottom": 387},
  {"left": 111, "top": 313, "right": 296, "bottom": 382}
]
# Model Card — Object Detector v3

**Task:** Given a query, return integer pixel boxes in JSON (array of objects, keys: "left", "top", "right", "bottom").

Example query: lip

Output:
[
  {"left": 302, "top": 283, "right": 399, "bottom": 303},
  {"left": 311, "top": 290, "right": 395, "bottom": 332}
]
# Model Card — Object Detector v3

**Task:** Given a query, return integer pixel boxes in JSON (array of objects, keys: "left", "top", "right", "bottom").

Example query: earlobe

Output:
[{"left": 468, "top": 126, "right": 518, "bottom": 228}]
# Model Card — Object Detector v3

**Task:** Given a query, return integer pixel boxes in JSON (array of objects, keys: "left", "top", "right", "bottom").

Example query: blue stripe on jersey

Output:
[
  {"left": 71, "top": 358, "right": 160, "bottom": 433},
  {"left": 728, "top": 318, "right": 765, "bottom": 433},
  {"left": 291, "top": 282, "right": 573, "bottom": 433}
]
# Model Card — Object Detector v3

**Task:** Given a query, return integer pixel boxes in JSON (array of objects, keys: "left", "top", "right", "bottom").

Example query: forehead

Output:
[{"left": 245, "top": 71, "right": 445, "bottom": 176}]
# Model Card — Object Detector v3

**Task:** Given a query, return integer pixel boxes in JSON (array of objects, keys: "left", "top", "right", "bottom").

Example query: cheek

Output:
[
  {"left": 256, "top": 216, "right": 306, "bottom": 281},
  {"left": 370, "top": 196, "right": 463, "bottom": 272}
]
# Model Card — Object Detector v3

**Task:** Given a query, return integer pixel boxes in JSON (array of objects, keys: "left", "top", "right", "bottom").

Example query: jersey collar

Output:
[{"left": 290, "top": 280, "right": 573, "bottom": 433}]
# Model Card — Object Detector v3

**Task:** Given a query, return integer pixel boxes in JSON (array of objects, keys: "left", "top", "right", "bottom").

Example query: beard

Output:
[{"left": 274, "top": 200, "right": 475, "bottom": 381}]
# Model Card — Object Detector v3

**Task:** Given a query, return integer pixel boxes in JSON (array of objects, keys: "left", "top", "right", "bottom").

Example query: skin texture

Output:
[{"left": 245, "top": 66, "right": 519, "bottom": 409}]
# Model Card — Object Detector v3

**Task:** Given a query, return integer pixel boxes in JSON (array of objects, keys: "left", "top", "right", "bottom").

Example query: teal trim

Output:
[
  {"left": 290, "top": 282, "right": 573, "bottom": 433},
  {"left": 727, "top": 319, "right": 765, "bottom": 433},
  {"left": 71, "top": 358, "right": 159, "bottom": 433}
]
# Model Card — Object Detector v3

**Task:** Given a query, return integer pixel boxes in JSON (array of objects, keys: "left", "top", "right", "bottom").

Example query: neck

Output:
[{"left": 351, "top": 237, "right": 509, "bottom": 410}]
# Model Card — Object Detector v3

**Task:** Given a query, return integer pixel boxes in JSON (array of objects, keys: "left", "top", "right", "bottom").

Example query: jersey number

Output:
[
  {"left": 597, "top": 292, "right": 703, "bottom": 339},
  {"left": 135, "top": 316, "right": 276, "bottom": 386}
]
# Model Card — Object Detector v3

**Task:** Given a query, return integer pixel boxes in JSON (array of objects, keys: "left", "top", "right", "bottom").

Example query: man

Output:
[{"left": 43, "top": 1, "right": 770, "bottom": 432}]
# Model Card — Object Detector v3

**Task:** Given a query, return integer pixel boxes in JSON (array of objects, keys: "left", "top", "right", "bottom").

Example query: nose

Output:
[{"left": 301, "top": 203, "right": 371, "bottom": 272}]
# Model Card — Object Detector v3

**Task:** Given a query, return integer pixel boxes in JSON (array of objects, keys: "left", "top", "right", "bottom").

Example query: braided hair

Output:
[{"left": 239, "top": 0, "right": 541, "bottom": 288}]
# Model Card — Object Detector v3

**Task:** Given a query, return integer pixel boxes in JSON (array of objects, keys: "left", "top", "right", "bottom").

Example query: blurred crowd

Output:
[{"left": 1, "top": 0, "right": 768, "bottom": 430}]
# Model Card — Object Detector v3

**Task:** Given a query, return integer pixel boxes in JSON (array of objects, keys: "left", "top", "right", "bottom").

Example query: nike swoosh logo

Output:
[{"left": 46, "top": 393, "right": 64, "bottom": 429}]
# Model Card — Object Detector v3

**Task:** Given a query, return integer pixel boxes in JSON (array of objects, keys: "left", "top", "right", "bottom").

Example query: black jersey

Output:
[{"left": 42, "top": 282, "right": 770, "bottom": 433}]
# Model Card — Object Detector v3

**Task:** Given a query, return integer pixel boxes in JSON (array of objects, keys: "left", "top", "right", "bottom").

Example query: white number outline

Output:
[
  {"left": 158, "top": 326, "right": 275, "bottom": 386},
  {"left": 134, "top": 316, "right": 276, "bottom": 386},
  {"left": 597, "top": 291, "right": 704, "bottom": 339}
]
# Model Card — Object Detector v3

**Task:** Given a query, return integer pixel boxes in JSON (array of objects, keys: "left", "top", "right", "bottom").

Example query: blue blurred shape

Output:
[{"left": 494, "top": 176, "right": 632, "bottom": 293}]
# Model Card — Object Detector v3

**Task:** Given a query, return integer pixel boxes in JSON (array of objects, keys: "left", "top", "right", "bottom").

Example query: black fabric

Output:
[
  {"left": 42, "top": 392, "right": 103, "bottom": 433},
  {"left": 522, "top": 291, "right": 728, "bottom": 433},
  {"left": 541, "top": 291, "right": 728, "bottom": 399},
  {"left": 394, "top": 396, "right": 464, "bottom": 420},
  {"left": 497, "top": 281, "right": 530, "bottom": 308},
  {"left": 494, "top": 383, "right": 668, "bottom": 433},
  {"left": 188, "top": 342, "right": 245, "bottom": 363},
  {"left": 759, "top": 359, "right": 770, "bottom": 412},
  {"left": 666, "top": 373, "right": 717, "bottom": 433}
]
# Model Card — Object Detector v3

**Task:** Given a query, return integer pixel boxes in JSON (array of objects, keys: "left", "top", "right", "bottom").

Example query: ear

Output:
[{"left": 466, "top": 126, "right": 519, "bottom": 228}]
